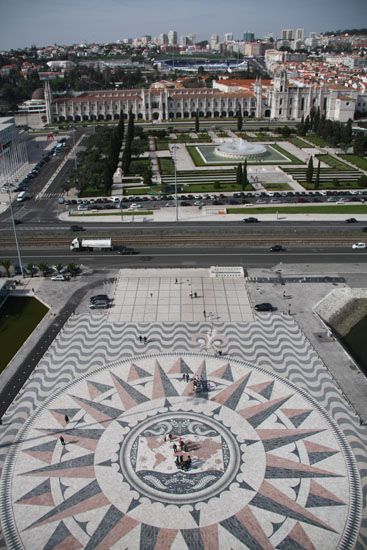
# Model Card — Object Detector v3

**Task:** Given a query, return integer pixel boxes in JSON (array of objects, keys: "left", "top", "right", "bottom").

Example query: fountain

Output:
[{"left": 214, "top": 138, "right": 267, "bottom": 160}]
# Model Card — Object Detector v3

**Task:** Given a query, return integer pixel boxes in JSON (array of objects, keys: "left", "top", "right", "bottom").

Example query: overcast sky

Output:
[{"left": 0, "top": 0, "right": 365, "bottom": 50}]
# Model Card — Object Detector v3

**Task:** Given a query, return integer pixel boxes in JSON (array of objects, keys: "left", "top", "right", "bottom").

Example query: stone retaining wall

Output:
[{"left": 315, "top": 287, "right": 367, "bottom": 336}]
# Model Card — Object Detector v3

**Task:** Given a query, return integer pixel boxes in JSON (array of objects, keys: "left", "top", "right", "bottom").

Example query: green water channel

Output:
[{"left": 0, "top": 297, "right": 48, "bottom": 372}]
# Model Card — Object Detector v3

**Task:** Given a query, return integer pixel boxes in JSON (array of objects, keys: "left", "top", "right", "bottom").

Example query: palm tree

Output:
[
  {"left": 26, "top": 262, "right": 35, "bottom": 277},
  {"left": 37, "top": 262, "right": 49, "bottom": 277},
  {"left": 67, "top": 263, "right": 78, "bottom": 276},
  {"left": 1, "top": 260, "right": 12, "bottom": 278},
  {"left": 55, "top": 263, "right": 63, "bottom": 273}
]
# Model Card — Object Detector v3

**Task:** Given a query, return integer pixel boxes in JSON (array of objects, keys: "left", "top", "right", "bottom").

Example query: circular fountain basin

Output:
[{"left": 215, "top": 138, "right": 267, "bottom": 160}]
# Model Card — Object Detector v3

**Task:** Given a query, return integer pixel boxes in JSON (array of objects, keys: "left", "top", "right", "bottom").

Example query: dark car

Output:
[
  {"left": 346, "top": 218, "right": 358, "bottom": 223},
  {"left": 180, "top": 201, "right": 191, "bottom": 206},
  {"left": 70, "top": 225, "right": 85, "bottom": 232},
  {"left": 90, "top": 294, "right": 110, "bottom": 303},
  {"left": 13, "top": 219, "right": 22, "bottom": 225},
  {"left": 243, "top": 217, "right": 259, "bottom": 223},
  {"left": 269, "top": 244, "right": 286, "bottom": 252},
  {"left": 254, "top": 303, "right": 276, "bottom": 312}
]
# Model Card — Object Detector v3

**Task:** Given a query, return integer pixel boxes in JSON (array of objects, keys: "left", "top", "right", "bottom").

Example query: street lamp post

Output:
[
  {"left": 7, "top": 187, "right": 24, "bottom": 277},
  {"left": 172, "top": 145, "right": 179, "bottom": 222},
  {"left": 72, "top": 125, "right": 78, "bottom": 171}
]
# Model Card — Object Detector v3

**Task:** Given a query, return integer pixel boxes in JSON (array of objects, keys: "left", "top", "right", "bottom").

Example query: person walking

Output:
[
  {"left": 143, "top": 336, "right": 147, "bottom": 343},
  {"left": 194, "top": 292, "right": 197, "bottom": 298},
  {"left": 59, "top": 436, "right": 65, "bottom": 446},
  {"left": 64, "top": 414, "right": 69, "bottom": 423},
  {"left": 139, "top": 335, "right": 142, "bottom": 343},
  {"left": 173, "top": 443, "right": 177, "bottom": 452},
  {"left": 203, "top": 309, "right": 206, "bottom": 319}
]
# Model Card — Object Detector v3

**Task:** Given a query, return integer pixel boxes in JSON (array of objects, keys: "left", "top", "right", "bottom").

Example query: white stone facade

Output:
[{"left": 48, "top": 74, "right": 357, "bottom": 124}]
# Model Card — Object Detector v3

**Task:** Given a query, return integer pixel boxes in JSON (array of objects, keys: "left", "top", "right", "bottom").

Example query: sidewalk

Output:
[{"left": 59, "top": 207, "right": 367, "bottom": 223}]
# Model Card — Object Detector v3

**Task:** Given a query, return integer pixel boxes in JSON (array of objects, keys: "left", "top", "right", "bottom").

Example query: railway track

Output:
[{"left": 0, "top": 234, "right": 363, "bottom": 248}]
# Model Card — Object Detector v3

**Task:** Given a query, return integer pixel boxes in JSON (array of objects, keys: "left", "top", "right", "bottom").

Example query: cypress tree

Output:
[
  {"left": 306, "top": 156, "right": 314, "bottom": 184},
  {"left": 237, "top": 108, "right": 243, "bottom": 132},
  {"left": 304, "top": 115, "right": 310, "bottom": 134},
  {"left": 195, "top": 111, "right": 200, "bottom": 133},
  {"left": 315, "top": 160, "right": 320, "bottom": 189},
  {"left": 236, "top": 164, "right": 242, "bottom": 186},
  {"left": 242, "top": 160, "right": 248, "bottom": 189}
]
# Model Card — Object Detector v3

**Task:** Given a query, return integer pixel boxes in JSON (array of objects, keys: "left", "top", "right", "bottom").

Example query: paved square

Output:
[
  {"left": 0, "top": 269, "right": 366, "bottom": 549},
  {"left": 106, "top": 269, "right": 254, "bottom": 323}
]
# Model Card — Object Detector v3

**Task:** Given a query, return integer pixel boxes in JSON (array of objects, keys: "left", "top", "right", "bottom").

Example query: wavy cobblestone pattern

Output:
[{"left": 0, "top": 315, "right": 366, "bottom": 548}]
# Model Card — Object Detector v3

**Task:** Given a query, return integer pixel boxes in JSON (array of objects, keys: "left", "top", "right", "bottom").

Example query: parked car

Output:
[
  {"left": 243, "top": 217, "right": 259, "bottom": 223},
  {"left": 51, "top": 274, "right": 69, "bottom": 281},
  {"left": 346, "top": 218, "right": 358, "bottom": 223},
  {"left": 254, "top": 303, "right": 276, "bottom": 312},
  {"left": 352, "top": 243, "right": 366, "bottom": 249},
  {"left": 269, "top": 245, "right": 286, "bottom": 252},
  {"left": 89, "top": 301, "right": 110, "bottom": 309},
  {"left": 90, "top": 294, "right": 110, "bottom": 303}
]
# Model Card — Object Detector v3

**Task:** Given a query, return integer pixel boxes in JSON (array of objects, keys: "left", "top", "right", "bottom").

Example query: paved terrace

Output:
[{"left": 0, "top": 267, "right": 365, "bottom": 549}]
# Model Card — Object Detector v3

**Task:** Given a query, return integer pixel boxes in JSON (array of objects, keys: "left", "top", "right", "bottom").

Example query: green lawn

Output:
[
  {"left": 124, "top": 187, "right": 154, "bottom": 195},
  {"left": 263, "top": 183, "right": 292, "bottom": 191},
  {"left": 289, "top": 137, "right": 310, "bottom": 148},
  {"left": 183, "top": 183, "right": 247, "bottom": 192},
  {"left": 339, "top": 155, "right": 367, "bottom": 171},
  {"left": 0, "top": 297, "right": 48, "bottom": 372},
  {"left": 304, "top": 134, "right": 327, "bottom": 147},
  {"left": 187, "top": 145, "right": 206, "bottom": 166},
  {"left": 129, "top": 159, "right": 151, "bottom": 175},
  {"left": 315, "top": 154, "right": 354, "bottom": 171},
  {"left": 155, "top": 139, "right": 170, "bottom": 151},
  {"left": 227, "top": 205, "right": 367, "bottom": 214},
  {"left": 302, "top": 181, "right": 365, "bottom": 190},
  {"left": 158, "top": 157, "right": 175, "bottom": 175}
]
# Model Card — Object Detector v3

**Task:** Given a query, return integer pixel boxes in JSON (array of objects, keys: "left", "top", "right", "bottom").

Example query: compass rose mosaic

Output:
[{"left": 1, "top": 354, "right": 361, "bottom": 549}]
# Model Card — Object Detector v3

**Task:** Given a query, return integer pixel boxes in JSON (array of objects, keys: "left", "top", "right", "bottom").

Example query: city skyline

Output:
[{"left": 0, "top": 0, "right": 365, "bottom": 51}]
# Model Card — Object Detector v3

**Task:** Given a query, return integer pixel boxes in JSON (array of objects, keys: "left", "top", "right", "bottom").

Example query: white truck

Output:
[{"left": 70, "top": 238, "right": 113, "bottom": 252}]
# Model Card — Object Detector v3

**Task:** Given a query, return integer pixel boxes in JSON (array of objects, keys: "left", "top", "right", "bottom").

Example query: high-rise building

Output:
[
  {"left": 295, "top": 28, "right": 304, "bottom": 41},
  {"left": 141, "top": 35, "right": 152, "bottom": 45},
  {"left": 224, "top": 33, "right": 233, "bottom": 42},
  {"left": 158, "top": 33, "right": 168, "bottom": 46},
  {"left": 282, "top": 29, "right": 294, "bottom": 41},
  {"left": 168, "top": 30, "right": 177, "bottom": 46},
  {"left": 243, "top": 32, "right": 255, "bottom": 43},
  {"left": 180, "top": 35, "right": 190, "bottom": 46},
  {"left": 187, "top": 34, "right": 196, "bottom": 45},
  {"left": 210, "top": 33, "right": 220, "bottom": 50}
]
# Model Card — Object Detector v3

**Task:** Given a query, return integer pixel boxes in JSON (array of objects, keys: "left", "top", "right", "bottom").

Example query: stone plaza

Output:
[{"left": 0, "top": 267, "right": 366, "bottom": 549}]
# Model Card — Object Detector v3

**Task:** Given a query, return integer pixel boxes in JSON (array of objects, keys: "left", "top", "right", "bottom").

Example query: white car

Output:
[
  {"left": 51, "top": 274, "right": 69, "bottom": 281},
  {"left": 352, "top": 242, "right": 366, "bottom": 250},
  {"left": 129, "top": 203, "right": 141, "bottom": 209}
]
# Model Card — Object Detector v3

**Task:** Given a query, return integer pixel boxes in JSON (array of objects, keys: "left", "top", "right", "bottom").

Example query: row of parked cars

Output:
[{"left": 13, "top": 150, "right": 54, "bottom": 194}]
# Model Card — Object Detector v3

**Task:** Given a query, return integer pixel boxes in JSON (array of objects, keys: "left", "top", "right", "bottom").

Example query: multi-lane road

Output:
[{"left": 1, "top": 129, "right": 367, "bottom": 270}]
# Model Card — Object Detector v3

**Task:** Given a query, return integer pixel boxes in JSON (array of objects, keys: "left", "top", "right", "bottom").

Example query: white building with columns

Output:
[{"left": 47, "top": 73, "right": 359, "bottom": 124}]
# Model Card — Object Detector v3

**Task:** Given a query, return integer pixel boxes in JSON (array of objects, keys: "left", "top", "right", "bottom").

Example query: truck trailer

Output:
[{"left": 70, "top": 238, "right": 113, "bottom": 251}]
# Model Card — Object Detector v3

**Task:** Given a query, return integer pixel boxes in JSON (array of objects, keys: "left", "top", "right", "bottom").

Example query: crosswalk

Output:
[{"left": 35, "top": 192, "right": 64, "bottom": 201}]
